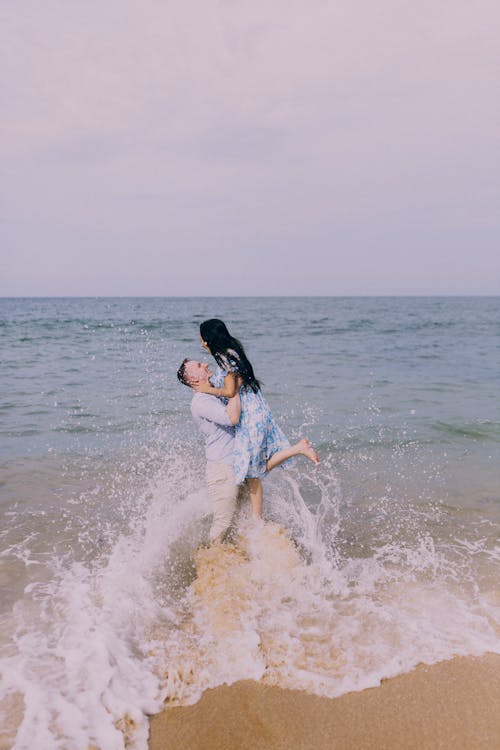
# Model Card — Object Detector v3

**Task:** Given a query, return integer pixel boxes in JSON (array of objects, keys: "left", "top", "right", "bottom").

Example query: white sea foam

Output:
[{"left": 1, "top": 455, "right": 500, "bottom": 750}]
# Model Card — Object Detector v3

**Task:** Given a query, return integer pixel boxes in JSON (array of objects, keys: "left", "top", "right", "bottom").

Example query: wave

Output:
[
  {"left": 1, "top": 446, "right": 499, "bottom": 749},
  {"left": 431, "top": 420, "right": 500, "bottom": 442}
]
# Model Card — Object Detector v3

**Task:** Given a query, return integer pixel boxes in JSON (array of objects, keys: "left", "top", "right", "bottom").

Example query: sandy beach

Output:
[{"left": 149, "top": 653, "right": 500, "bottom": 750}]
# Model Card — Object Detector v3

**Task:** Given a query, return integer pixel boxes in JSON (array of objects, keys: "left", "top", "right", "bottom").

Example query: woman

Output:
[{"left": 193, "top": 318, "right": 319, "bottom": 518}]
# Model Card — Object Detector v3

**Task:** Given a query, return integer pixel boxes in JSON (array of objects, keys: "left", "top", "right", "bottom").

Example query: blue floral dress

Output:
[{"left": 210, "top": 363, "right": 290, "bottom": 485}]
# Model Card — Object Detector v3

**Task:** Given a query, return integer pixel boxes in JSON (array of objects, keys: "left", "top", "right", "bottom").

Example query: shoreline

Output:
[{"left": 149, "top": 653, "right": 500, "bottom": 750}]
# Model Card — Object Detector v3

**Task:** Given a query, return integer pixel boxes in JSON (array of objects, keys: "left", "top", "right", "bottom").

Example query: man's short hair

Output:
[{"left": 177, "top": 358, "right": 192, "bottom": 387}]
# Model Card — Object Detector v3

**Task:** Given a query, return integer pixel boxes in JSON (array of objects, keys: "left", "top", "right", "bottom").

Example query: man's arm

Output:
[{"left": 192, "top": 393, "right": 237, "bottom": 427}]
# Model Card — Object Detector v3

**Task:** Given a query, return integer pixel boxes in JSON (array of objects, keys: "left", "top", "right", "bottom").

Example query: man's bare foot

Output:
[{"left": 296, "top": 438, "right": 320, "bottom": 464}]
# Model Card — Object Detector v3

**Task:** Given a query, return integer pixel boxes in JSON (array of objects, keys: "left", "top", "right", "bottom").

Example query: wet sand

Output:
[{"left": 149, "top": 653, "right": 500, "bottom": 750}]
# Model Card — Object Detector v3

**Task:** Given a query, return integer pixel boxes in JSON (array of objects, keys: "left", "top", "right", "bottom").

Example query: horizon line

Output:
[{"left": 1, "top": 293, "right": 498, "bottom": 300}]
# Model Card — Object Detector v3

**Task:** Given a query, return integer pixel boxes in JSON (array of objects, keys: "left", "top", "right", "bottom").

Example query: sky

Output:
[{"left": 1, "top": 0, "right": 499, "bottom": 296}]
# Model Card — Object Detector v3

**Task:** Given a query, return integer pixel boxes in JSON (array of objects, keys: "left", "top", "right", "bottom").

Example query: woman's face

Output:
[{"left": 200, "top": 335, "right": 209, "bottom": 351}]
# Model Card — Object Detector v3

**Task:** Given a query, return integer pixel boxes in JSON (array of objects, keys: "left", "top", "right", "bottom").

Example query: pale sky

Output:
[{"left": 1, "top": 0, "right": 499, "bottom": 296}]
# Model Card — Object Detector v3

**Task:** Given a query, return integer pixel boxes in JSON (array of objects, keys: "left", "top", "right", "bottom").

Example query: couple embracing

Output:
[{"left": 177, "top": 319, "right": 319, "bottom": 544}]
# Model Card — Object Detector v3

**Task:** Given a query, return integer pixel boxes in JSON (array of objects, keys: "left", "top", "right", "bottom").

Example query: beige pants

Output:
[{"left": 206, "top": 461, "right": 238, "bottom": 543}]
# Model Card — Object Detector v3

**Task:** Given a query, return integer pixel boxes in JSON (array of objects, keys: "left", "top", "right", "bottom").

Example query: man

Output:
[{"left": 177, "top": 358, "right": 241, "bottom": 544}]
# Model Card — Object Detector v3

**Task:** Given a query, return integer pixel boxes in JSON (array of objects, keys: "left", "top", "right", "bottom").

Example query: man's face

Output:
[{"left": 184, "top": 360, "right": 212, "bottom": 387}]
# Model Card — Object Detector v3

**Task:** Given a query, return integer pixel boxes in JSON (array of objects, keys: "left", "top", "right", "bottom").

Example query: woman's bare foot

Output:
[
  {"left": 265, "top": 439, "right": 320, "bottom": 473},
  {"left": 296, "top": 438, "right": 320, "bottom": 464}
]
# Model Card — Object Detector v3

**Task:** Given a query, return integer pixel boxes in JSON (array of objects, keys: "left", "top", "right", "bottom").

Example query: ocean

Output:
[{"left": 0, "top": 296, "right": 499, "bottom": 749}]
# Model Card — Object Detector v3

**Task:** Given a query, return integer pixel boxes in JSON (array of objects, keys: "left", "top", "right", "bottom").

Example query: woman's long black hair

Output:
[{"left": 200, "top": 319, "right": 261, "bottom": 393}]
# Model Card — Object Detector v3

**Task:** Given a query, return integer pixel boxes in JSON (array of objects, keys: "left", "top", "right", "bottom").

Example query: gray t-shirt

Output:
[{"left": 191, "top": 393, "right": 235, "bottom": 464}]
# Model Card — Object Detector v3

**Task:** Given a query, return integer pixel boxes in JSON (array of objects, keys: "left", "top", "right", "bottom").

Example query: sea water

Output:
[{"left": 0, "top": 297, "right": 499, "bottom": 749}]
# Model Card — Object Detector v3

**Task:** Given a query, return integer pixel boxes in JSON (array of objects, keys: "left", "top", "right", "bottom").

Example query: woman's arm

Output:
[
  {"left": 225, "top": 391, "right": 241, "bottom": 425},
  {"left": 193, "top": 372, "right": 237, "bottom": 398}
]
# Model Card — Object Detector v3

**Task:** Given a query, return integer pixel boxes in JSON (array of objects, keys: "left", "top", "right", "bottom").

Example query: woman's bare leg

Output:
[
  {"left": 246, "top": 441, "right": 318, "bottom": 521},
  {"left": 265, "top": 438, "right": 319, "bottom": 472},
  {"left": 247, "top": 477, "right": 263, "bottom": 519}
]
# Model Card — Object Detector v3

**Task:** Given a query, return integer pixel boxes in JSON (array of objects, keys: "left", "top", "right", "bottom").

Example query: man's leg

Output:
[{"left": 206, "top": 461, "right": 238, "bottom": 543}]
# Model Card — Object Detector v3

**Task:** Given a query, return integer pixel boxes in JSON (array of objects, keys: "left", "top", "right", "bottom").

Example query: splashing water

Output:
[{"left": 1, "top": 448, "right": 499, "bottom": 750}]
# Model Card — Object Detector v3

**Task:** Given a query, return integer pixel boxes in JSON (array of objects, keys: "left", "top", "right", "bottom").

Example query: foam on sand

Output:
[
  {"left": 157, "top": 518, "right": 500, "bottom": 710},
  {"left": 2, "top": 457, "right": 499, "bottom": 749},
  {"left": 150, "top": 653, "right": 500, "bottom": 750}
]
